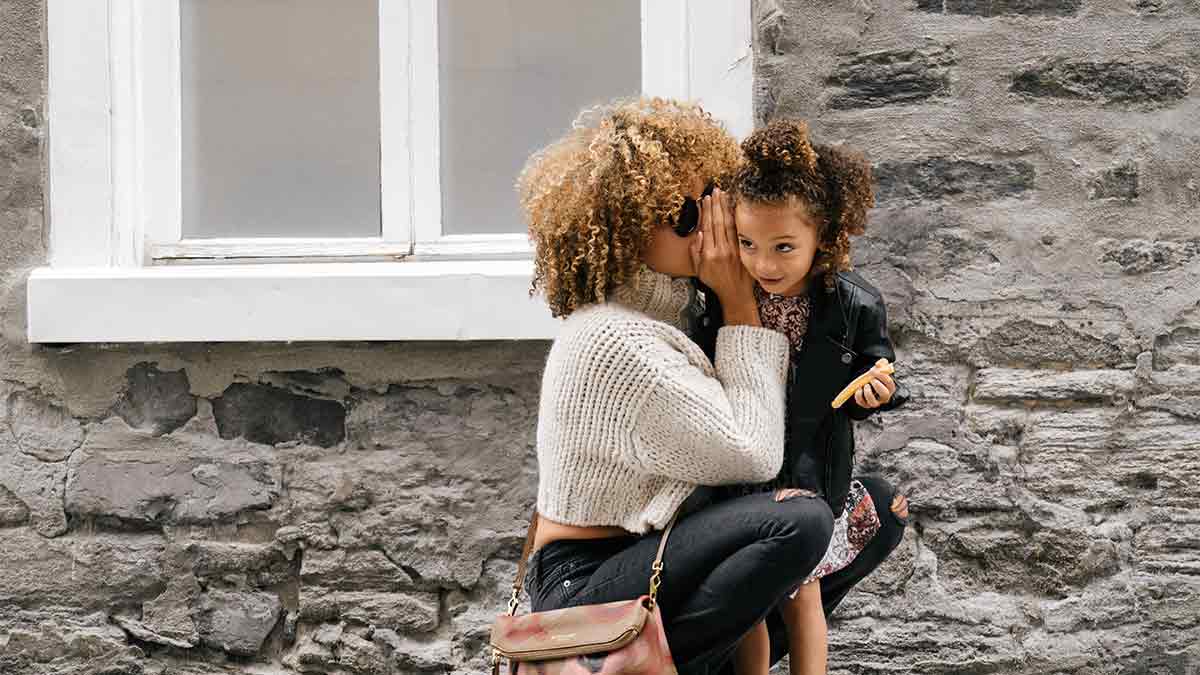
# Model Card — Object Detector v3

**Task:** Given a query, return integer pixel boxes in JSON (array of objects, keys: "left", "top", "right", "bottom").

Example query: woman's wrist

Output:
[{"left": 720, "top": 295, "right": 761, "bottom": 327}]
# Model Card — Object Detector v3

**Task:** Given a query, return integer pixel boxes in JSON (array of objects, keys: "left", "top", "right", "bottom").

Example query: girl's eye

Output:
[
  {"left": 739, "top": 239, "right": 754, "bottom": 249},
  {"left": 776, "top": 244, "right": 794, "bottom": 253}
]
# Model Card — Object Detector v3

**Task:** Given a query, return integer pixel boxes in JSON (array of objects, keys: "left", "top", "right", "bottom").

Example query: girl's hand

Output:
[
  {"left": 689, "top": 188, "right": 759, "bottom": 326},
  {"left": 853, "top": 365, "right": 898, "bottom": 409}
]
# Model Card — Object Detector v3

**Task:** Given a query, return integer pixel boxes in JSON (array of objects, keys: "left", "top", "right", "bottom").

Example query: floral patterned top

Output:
[{"left": 754, "top": 284, "right": 813, "bottom": 354}]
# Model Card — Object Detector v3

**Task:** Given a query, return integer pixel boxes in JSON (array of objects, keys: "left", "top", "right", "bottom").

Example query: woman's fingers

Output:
[
  {"left": 708, "top": 190, "right": 727, "bottom": 251},
  {"left": 698, "top": 193, "right": 717, "bottom": 263},
  {"left": 710, "top": 189, "right": 737, "bottom": 253},
  {"left": 695, "top": 187, "right": 757, "bottom": 312},
  {"left": 702, "top": 196, "right": 722, "bottom": 257},
  {"left": 718, "top": 189, "right": 738, "bottom": 249}
]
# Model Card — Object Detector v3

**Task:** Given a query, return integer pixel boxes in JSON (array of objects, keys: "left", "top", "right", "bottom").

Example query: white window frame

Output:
[{"left": 29, "top": 0, "right": 753, "bottom": 343}]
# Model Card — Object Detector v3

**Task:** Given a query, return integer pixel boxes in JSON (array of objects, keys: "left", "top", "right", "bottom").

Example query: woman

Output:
[{"left": 517, "top": 97, "right": 835, "bottom": 675}]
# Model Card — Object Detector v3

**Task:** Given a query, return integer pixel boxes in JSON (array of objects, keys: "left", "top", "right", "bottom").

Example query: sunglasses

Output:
[{"left": 673, "top": 182, "right": 716, "bottom": 237}]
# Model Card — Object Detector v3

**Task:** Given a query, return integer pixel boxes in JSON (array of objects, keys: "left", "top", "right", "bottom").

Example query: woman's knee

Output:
[{"left": 767, "top": 494, "right": 835, "bottom": 562}]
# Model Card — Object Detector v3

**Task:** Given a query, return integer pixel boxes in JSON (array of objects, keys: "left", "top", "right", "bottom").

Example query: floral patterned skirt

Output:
[{"left": 793, "top": 479, "right": 881, "bottom": 592}]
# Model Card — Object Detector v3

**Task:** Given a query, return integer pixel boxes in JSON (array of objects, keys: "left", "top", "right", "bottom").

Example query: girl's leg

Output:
[
  {"left": 781, "top": 581, "right": 827, "bottom": 675},
  {"left": 753, "top": 477, "right": 908, "bottom": 670},
  {"left": 554, "top": 491, "right": 835, "bottom": 675},
  {"left": 733, "top": 621, "right": 770, "bottom": 675}
]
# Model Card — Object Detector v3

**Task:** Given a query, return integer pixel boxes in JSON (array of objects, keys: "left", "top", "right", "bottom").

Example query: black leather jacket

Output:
[{"left": 693, "top": 271, "right": 910, "bottom": 516}]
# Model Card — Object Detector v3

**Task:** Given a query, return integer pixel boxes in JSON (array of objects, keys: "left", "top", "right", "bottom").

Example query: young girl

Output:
[{"left": 697, "top": 119, "right": 912, "bottom": 675}]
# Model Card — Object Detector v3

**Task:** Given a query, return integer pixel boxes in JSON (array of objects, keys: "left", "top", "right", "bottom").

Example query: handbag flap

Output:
[{"left": 490, "top": 597, "right": 650, "bottom": 659}]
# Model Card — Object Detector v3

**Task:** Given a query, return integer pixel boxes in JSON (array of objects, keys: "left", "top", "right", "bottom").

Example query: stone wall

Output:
[
  {"left": 1, "top": 0, "right": 1197, "bottom": 673},
  {"left": 756, "top": 0, "right": 1200, "bottom": 672}
]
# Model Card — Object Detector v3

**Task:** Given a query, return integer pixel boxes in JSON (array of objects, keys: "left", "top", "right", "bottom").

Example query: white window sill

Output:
[{"left": 26, "top": 260, "right": 561, "bottom": 343}]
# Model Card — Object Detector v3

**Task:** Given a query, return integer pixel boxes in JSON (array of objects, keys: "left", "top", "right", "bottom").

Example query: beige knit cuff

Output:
[{"left": 715, "top": 325, "right": 790, "bottom": 384}]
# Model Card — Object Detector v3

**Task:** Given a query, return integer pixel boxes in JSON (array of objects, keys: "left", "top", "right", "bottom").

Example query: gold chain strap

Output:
[{"left": 646, "top": 561, "right": 665, "bottom": 609}]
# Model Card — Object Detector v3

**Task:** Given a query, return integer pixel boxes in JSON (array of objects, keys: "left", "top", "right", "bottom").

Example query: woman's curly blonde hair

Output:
[
  {"left": 732, "top": 118, "right": 875, "bottom": 289},
  {"left": 519, "top": 97, "right": 740, "bottom": 318}
]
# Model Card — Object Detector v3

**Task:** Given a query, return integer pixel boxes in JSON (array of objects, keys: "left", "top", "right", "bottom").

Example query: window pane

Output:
[
  {"left": 181, "top": 0, "right": 381, "bottom": 239},
  {"left": 438, "top": 0, "right": 641, "bottom": 236}
]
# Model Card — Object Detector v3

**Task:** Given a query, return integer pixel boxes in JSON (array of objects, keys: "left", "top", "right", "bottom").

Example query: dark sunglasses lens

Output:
[
  {"left": 673, "top": 183, "right": 715, "bottom": 237},
  {"left": 675, "top": 199, "right": 699, "bottom": 237}
]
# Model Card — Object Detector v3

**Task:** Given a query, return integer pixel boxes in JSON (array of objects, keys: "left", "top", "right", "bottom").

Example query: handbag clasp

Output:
[{"left": 507, "top": 586, "right": 521, "bottom": 616}]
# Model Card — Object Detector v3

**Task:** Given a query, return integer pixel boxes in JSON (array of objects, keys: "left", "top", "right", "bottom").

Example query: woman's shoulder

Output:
[
  {"left": 554, "top": 303, "right": 709, "bottom": 369},
  {"left": 559, "top": 302, "right": 687, "bottom": 338}
]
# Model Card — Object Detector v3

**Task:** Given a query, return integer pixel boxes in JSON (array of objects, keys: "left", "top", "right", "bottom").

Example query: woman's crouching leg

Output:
[{"left": 667, "top": 492, "right": 834, "bottom": 674}]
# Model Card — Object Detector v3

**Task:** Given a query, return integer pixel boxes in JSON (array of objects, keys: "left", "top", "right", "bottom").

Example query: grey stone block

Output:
[
  {"left": 0, "top": 529, "right": 167, "bottom": 610},
  {"left": 187, "top": 541, "right": 295, "bottom": 587},
  {"left": 1099, "top": 237, "right": 1200, "bottom": 275},
  {"left": 212, "top": 382, "right": 345, "bottom": 448},
  {"left": 1011, "top": 60, "right": 1192, "bottom": 107},
  {"left": 298, "top": 588, "right": 440, "bottom": 633},
  {"left": 0, "top": 608, "right": 144, "bottom": 675},
  {"left": 974, "top": 367, "right": 1136, "bottom": 402},
  {"left": 195, "top": 590, "right": 281, "bottom": 656},
  {"left": 0, "top": 435, "right": 67, "bottom": 537},
  {"left": 1155, "top": 325, "right": 1200, "bottom": 369},
  {"left": 1090, "top": 162, "right": 1140, "bottom": 202},
  {"left": 875, "top": 157, "right": 1036, "bottom": 204},
  {"left": 112, "top": 362, "right": 198, "bottom": 436},
  {"left": 65, "top": 418, "right": 280, "bottom": 525},
  {"left": 826, "top": 46, "right": 955, "bottom": 110},
  {"left": 916, "top": 0, "right": 1084, "bottom": 16},
  {"left": 5, "top": 390, "right": 85, "bottom": 462},
  {"left": 299, "top": 548, "right": 415, "bottom": 590}
]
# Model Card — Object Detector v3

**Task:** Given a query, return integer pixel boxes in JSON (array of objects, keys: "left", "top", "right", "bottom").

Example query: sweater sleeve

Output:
[{"left": 628, "top": 325, "right": 790, "bottom": 485}]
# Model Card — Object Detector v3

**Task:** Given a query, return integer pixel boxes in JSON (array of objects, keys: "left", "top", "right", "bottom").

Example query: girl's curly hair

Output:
[
  {"left": 519, "top": 97, "right": 740, "bottom": 318},
  {"left": 731, "top": 118, "right": 875, "bottom": 288}
]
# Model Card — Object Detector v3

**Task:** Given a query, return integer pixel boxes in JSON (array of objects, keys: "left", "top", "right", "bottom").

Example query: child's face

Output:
[{"left": 734, "top": 200, "right": 821, "bottom": 297}]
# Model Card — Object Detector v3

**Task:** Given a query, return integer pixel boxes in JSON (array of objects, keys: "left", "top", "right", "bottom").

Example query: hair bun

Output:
[{"left": 741, "top": 119, "right": 818, "bottom": 174}]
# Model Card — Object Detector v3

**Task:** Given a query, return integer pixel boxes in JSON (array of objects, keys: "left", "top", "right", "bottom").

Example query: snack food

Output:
[{"left": 831, "top": 358, "right": 895, "bottom": 409}]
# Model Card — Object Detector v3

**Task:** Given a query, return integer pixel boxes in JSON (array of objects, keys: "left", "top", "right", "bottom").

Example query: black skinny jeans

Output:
[
  {"left": 527, "top": 477, "right": 906, "bottom": 675},
  {"left": 526, "top": 492, "right": 835, "bottom": 675}
]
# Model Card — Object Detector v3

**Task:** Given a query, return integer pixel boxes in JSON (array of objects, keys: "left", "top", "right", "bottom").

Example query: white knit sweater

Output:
[{"left": 536, "top": 266, "right": 790, "bottom": 534}]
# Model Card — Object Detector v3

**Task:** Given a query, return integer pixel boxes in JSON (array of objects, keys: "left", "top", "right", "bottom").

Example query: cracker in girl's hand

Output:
[{"left": 831, "top": 358, "right": 894, "bottom": 409}]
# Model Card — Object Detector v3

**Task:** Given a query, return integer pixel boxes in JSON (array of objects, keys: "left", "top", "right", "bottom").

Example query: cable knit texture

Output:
[{"left": 536, "top": 266, "right": 791, "bottom": 533}]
